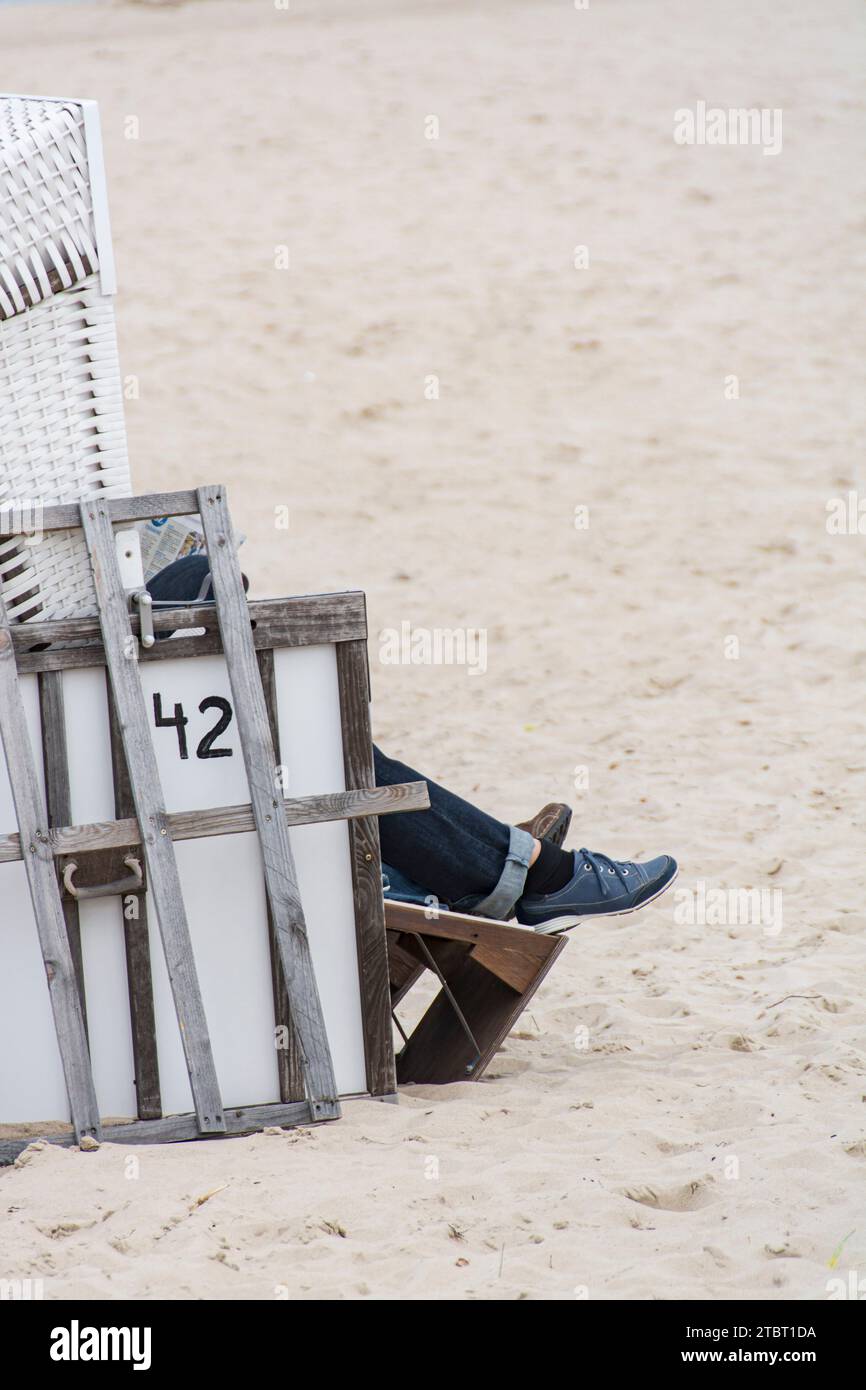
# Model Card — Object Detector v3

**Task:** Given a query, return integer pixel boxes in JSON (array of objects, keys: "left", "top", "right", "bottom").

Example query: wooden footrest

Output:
[{"left": 384, "top": 900, "right": 567, "bottom": 1084}]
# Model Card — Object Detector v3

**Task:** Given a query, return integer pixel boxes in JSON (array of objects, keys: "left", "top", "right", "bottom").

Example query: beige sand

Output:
[{"left": 2, "top": 0, "right": 865, "bottom": 1300}]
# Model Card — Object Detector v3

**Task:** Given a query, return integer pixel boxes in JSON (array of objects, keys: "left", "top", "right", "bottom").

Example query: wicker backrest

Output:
[{"left": 0, "top": 96, "right": 131, "bottom": 621}]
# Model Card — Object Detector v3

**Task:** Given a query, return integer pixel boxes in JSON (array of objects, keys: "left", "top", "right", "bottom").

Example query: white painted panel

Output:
[
  {"left": 64, "top": 668, "right": 137, "bottom": 1119},
  {"left": 140, "top": 655, "right": 252, "bottom": 812},
  {"left": 149, "top": 834, "right": 279, "bottom": 1115},
  {"left": 77, "top": 897, "right": 137, "bottom": 1118},
  {"left": 64, "top": 667, "right": 114, "bottom": 823},
  {"left": 273, "top": 645, "right": 367, "bottom": 1097}
]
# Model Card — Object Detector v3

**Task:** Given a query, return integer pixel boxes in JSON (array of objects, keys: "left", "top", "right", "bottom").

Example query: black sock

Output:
[{"left": 524, "top": 838, "right": 573, "bottom": 896}]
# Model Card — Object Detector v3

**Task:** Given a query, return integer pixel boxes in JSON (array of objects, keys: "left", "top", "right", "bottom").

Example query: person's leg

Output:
[
  {"left": 376, "top": 746, "right": 678, "bottom": 933},
  {"left": 144, "top": 557, "right": 677, "bottom": 931},
  {"left": 374, "top": 747, "right": 535, "bottom": 916}
]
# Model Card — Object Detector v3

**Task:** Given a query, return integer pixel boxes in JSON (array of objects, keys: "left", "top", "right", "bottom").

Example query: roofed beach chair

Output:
[
  {"left": 0, "top": 93, "right": 565, "bottom": 1113},
  {"left": 0, "top": 95, "right": 134, "bottom": 622}
]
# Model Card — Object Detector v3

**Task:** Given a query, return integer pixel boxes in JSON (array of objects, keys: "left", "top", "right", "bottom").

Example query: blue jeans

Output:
[
  {"left": 372, "top": 749, "right": 534, "bottom": 918},
  {"left": 147, "top": 556, "right": 534, "bottom": 918}
]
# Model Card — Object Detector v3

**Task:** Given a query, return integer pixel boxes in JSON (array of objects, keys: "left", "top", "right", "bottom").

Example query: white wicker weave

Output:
[
  {"left": 0, "top": 96, "right": 131, "bottom": 621},
  {"left": 0, "top": 97, "right": 99, "bottom": 318}
]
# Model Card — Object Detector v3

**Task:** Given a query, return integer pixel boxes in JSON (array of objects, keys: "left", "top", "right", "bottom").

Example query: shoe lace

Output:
[{"left": 578, "top": 848, "right": 630, "bottom": 899}]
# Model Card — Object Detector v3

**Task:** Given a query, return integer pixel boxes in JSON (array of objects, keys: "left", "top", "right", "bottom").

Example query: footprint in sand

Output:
[
  {"left": 656, "top": 1138, "right": 701, "bottom": 1156},
  {"left": 622, "top": 1179, "right": 715, "bottom": 1212},
  {"left": 628, "top": 998, "right": 691, "bottom": 1018}
]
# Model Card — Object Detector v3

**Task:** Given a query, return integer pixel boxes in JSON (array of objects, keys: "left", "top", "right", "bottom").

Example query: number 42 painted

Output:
[{"left": 152, "top": 693, "right": 234, "bottom": 760}]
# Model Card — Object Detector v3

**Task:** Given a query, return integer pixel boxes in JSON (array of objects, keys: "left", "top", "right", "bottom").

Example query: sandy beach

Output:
[{"left": 2, "top": 0, "right": 865, "bottom": 1300}]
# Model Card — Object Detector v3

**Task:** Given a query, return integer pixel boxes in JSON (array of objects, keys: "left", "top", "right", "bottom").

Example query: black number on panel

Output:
[
  {"left": 196, "top": 696, "right": 234, "bottom": 759},
  {"left": 153, "top": 692, "right": 189, "bottom": 760},
  {"left": 152, "top": 692, "right": 234, "bottom": 760}
]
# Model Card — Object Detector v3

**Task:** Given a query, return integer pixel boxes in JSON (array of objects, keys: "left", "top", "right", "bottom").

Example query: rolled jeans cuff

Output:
[{"left": 472, "top": 825, "right": 536, "bottom": 920}]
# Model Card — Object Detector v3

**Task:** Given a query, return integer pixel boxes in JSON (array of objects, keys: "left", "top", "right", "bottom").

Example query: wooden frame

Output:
[{"left": 0, "top": 488, "right": 427, "bottom": 1164}]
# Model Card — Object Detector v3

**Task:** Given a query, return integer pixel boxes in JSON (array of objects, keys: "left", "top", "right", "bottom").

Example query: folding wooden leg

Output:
[
  {"left": 385, "top": 901, "right": 567, "bottom": 1084},
  {"left": 0, "top": 597, "right": 100, "bottom": 1142},
  {"left": 80, "top": 500, "right": 225, "bottom": 1135},
  {"left": 198, "top": 485, "right": 340, "bottom": 1120}
]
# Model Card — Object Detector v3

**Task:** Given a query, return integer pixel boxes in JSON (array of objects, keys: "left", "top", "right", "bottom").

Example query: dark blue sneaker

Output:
[{"left": 515, "top": 848, "right": 678, "bottom": 934}]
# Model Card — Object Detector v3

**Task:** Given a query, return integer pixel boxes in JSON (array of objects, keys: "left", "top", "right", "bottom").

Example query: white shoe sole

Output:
[{"left": 528, "top": 865, "right": 679, "bottom": 936}]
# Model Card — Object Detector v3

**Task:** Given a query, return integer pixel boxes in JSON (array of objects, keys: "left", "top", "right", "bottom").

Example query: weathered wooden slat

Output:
[
  {"left": 0, "top": 1097, "right": 332, "bottom": 1163},
  {"left": 79, "top": 498, "right": 225, "bottom": 1136},
  {"left": 0, "top": 781, "right": 429, "bottom": 864},
  {"left": 107, "top": 689, "right": 162, "bottom": 1120},
  {"left": 40, "top": 491, "right": 199, "bottom": 533},
  {"left": 14, "top": 610, "right": 214, "bottom": 652},
  {"left": 247, "top": 598, "right": 367, "bottom": 649},
  {"left": 37, "top": 670, "right": 88, "bottom": 1033},
  {"left": 12, "top": 592, "right": 368, "bottom": 661},
  {"left": 197, "top": 484, "right": 339, "bottom": 1120},
  {"left": 336, "top": 638, "right": 397, "bottom": 1098},
  {"left": 258, "top": 647, "right": 304, "bottom": 1104},
  {"left": 0, "top": 596, "right": 100, "bottom": 1142},
  {"left": 16, "top": 638, "right": 226, "bottom": 675}
]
